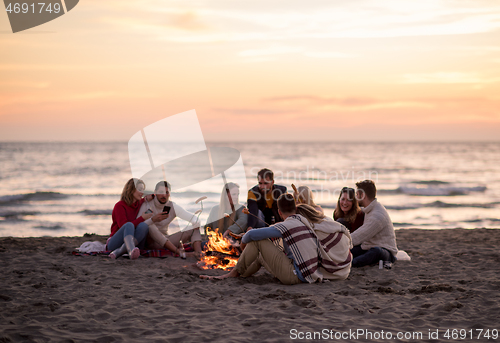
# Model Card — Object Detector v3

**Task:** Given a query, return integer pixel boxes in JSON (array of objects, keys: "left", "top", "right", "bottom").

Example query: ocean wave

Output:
[
  {"left": 377, "top": 181, "right": 487, "bottom": 196},
  {"left": 393, "top": 223, "right": 439, "bottom": 228},
  {"left": 429, "top": 201, "right": 498, "bottom": 208},
  {"left": 34, "top": 225, "right": 65, "bottom": 230},
  {"left": 71, "top": 193, "right": 120, "bottom": 197},
  {"left": 462, "top": 218, "right": 500, "bottom": 223},
  {"left": 398, "top": 185, "right": 486, "bottom": 196},
  {"left": 463, "top": 219, "right": 484, "bottom": 223},
  {"left": 78, "top": 210, "right": 112, "bottom": 216},
  {"left": 325, "top": 200, "right": 499, "bottom": 211},
  {"left": 48, "top": 166, "right": 124, "bottom": 177},
  {"left": 0, "top": 192, "right": 68, "bottom": 205},
  {"left": 393, "top": 222, "right": 418, "bottom": 227},
  {"left": 0, "top": 192, "right": 123, "bottom": 205},
  {"left": 385, "top": 205, "right": 420, "bottom": 210},
  {"left": 412, "top": 180, "right": 451, "bottom": 185},
  {"left": 377, "top": 188, "right": 404, "bottom": 195},
  {"left": 0, "top": 211, "right": 40, "bottom": 220},
  {"left": 368, "top": 167, "right": 432, "bottom": 173},
  {"left": 387, "top": 201, "right": 499, "bottom": 210}
]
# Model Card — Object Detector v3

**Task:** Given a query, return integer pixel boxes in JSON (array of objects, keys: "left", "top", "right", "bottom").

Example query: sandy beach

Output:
[{"left": 1, "top": 229, "right": 499, "bottom": 342}]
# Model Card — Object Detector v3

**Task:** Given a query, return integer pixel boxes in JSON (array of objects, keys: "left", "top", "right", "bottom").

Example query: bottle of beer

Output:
[{"left": 178, "top": 240, "right": 186, "bottom": 259}]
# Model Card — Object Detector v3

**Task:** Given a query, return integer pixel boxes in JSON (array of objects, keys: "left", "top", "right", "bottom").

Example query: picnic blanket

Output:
[{"left": 72, "top": 240, "right": 193, "bottom": 258}]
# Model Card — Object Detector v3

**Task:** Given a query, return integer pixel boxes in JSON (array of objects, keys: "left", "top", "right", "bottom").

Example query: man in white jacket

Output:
[
  {"left": 137, "top": 181, "right": 203, "bottom": 259},
  {"left": 350, "top": 180, "right": 398, "bottom": 267}
]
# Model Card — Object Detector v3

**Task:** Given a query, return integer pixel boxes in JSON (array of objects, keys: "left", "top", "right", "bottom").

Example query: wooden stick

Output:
[{"left": 242, "top": 207, "right": 270, "bottom": 227}]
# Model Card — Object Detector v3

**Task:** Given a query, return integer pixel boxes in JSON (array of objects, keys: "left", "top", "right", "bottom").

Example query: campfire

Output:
[{"left": 197, "top": 231, "right": 240, "bottom": 270}]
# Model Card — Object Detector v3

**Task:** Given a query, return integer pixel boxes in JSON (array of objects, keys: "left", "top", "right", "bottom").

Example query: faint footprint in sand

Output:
[
  {"left": 437, "top": 301, "right": 464, "bottom": 312},
  {"left": 292, "top": 299, "right": 317, "bottom": 308},
  {"left": 242, "top": 319, "right": 264, "bottom": 327},
  {"left": 410, "top": 283, "right": 453, "bottom": 294}
]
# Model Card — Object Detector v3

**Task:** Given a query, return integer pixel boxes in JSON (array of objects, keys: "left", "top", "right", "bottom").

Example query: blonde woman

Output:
[
  {"left": 294, "top": 185, "right": 323, "bottom": 214},
  {"left": 295, "top": 203, "right": 353, "bottom": 280},
  {"left": 205, "top": 182, "right": 248, "bottom": 237},
  {"left": 107, "top": 178, "right": 152, "bottom": 260}
]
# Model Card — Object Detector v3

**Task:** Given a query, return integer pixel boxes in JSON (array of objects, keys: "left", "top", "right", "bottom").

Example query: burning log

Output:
[
  {"left": 198, "top": 230, "right": 240, "bottom": 270},
  {"left": 205, "top": 250, "right": 239, "bottom": 259}
]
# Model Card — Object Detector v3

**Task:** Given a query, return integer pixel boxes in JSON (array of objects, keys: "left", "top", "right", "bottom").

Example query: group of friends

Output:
[{"left": 108, "top": 168, "right": 398, "bottom": 284}]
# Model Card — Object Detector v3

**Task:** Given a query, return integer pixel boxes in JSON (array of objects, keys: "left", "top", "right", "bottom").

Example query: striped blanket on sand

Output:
[{"left": 274, "top": 214, "right": 353, "bottom": 283}]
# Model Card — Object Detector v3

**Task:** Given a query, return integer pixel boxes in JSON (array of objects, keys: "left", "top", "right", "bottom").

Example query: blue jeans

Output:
[
  {"left": 351, "top": 245, "right": 395, "bottom": 268},
  {"left": 107, "top": 222, "right": 149, "bottom": 251}
]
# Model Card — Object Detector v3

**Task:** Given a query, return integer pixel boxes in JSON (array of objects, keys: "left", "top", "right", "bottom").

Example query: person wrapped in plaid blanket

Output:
[{"left": 200, "top": 193, "right": 352, "bottom": 284}]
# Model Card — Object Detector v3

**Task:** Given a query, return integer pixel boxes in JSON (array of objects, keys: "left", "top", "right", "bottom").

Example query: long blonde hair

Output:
[
  {"left": 216, "top": 182, "right": 240, "bottom": 232},
  {"left": 217, "top": 182, "right": 240, "bottom": 217},
  {"left": 120, "top": 178, "right": 145, "bottom": 206},
  {"left": 295, "top": 186, "right": 319, "bottom": 207},
  {"left": 296, "top": 204, "right": 326, "bottom": 225}
]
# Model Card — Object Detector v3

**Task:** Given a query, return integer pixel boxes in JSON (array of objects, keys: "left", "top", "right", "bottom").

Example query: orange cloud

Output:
[
  {"left": 262, "top": 95, "right": 430, "bottom": 111},
  {"left": 262, "top": 95, "right": 500, "bottom": 111},
  {"left": 166, "top": 11, "right": 209, "bottom": 31}
]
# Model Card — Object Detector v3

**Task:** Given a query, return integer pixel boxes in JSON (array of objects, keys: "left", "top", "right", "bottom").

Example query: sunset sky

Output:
[{"left": 1, "top": 0, "right": 500, "bottom": 141}]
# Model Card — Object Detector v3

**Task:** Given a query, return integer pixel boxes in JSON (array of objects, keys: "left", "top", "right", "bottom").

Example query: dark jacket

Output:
[{"left": 247, "top": 184, "right": 287, "bottom": 228}]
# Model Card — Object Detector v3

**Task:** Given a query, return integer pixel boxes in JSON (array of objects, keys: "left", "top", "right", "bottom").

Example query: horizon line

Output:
[{"left": 1, "top": 140, "right": 499, "bottom": 144}]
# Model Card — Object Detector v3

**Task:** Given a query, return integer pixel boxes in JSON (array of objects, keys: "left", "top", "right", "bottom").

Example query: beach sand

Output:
[{"left": 1, "top": 229, "right": 499, "bottom": 342}]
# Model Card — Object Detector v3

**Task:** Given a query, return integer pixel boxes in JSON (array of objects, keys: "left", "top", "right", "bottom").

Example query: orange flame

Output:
[{"left": 197, "top": 230, "right": 240, "bottom": 270}]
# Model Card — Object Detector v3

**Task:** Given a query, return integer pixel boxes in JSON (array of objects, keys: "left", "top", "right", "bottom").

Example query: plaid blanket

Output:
[
  {"left": 72, "top": 249, "right": 173, "bottom": 258},
  {"left": 309, "top": 217, "right": 353, "bottom": 280},
  {"left": 274, "top": 214, "right": 352, "bottom": 283}
]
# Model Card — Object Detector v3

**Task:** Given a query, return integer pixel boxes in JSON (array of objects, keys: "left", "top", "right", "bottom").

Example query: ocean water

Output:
[{"left": 1, "top": 141, "right": 499, "bottom": 237}]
